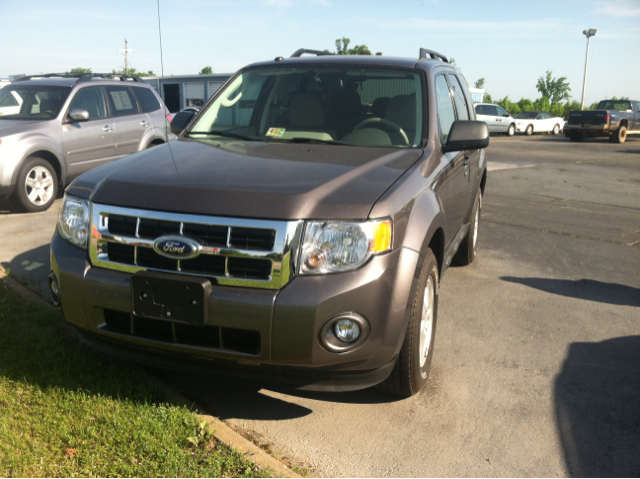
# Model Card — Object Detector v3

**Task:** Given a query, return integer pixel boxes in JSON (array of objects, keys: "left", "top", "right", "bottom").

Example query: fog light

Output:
[{"left": 334, "top": 319, "right": 360, "bottom": 343}]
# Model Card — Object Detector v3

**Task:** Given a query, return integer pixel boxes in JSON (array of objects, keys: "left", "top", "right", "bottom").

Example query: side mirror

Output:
[
  {"left": 170, "top": 110, "right": 197, "bottom": 135},
  {"left": 69, "top": 109, "right": 89, "bottom": 121},
  {"left": 442, "top": 120, "right": 489, "bottom": 153}
]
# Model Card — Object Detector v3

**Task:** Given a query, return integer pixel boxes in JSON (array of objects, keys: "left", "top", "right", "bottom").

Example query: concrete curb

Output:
[{"left": 0, "top": 274, "right": 301, "bottom": 479}]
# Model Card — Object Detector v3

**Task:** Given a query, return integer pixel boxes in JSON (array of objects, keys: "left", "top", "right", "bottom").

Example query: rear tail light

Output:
[
  {"left": 605, "top": 114, "right": 610, "bottom": 123},
  {"left": 166, "top": 114, "right": 173, "bottom": 123}
]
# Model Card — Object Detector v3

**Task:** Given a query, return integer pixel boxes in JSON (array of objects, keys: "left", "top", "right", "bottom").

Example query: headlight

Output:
[
  {"left": 299, "top": 219, "right": 391, "bottom": 275},
  {"left": 58, "top": 195, "right": 91, "bottom": 248}
]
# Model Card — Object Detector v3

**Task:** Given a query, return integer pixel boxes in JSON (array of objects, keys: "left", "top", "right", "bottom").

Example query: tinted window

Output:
[
  {"left": 435, "top": 75, "right": 456, "bottom": 142},
  {"left": 69, "top": 87, "right": 106, "bottom": 120},
  {"left": 497, "top": 106, "right": 508, "bottom": 117},
  {"left": 132, "top": 87, "right": 161, "bottom": 113},
  {"left": 447, "top": 74, "right": 469, "bottom": 120},
  {"left": 106, "top": 86, "right": 139, "bottom": 117}
]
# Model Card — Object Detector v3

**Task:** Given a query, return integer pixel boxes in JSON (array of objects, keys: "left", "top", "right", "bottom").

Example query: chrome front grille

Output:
[{"left": 89, "top": 204, "right": 303, "bottom": 289}]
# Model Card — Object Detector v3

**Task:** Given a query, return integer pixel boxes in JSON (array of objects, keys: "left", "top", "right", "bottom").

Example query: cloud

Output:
[{"left": 591, "top": 1, "right": 640, "bottom": 17}]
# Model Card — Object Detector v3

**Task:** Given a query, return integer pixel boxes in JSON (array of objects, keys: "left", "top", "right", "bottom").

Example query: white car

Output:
[{"left": 515, "top": 111, "right": 564, "bottom": 135}]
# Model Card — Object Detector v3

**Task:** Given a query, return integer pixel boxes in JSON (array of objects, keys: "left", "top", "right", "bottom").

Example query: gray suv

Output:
[
  {"left": 51, "top": 49, "right": 489, "bottom": 397},
  {"left": 0, "top": 74, "right": 172, "bottom": 212}
]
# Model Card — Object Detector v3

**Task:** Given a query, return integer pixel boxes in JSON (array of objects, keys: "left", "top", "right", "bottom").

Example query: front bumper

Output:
[{"left": 51, "top": 231, "right": 421, "bottom": 391}]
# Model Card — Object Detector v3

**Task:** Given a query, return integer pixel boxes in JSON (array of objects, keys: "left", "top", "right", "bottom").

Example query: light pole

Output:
[
  {"left": 580, "top": 28, "right": 596, "bottom": 110},
  {"left": 119, "top": 39, "right": 134, "bottom": 75}
]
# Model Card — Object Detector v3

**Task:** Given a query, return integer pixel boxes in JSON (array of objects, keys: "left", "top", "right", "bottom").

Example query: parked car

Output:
[
  {"left": 51, "top": 48, "right": 489, "bottom": 397},
  {"left": 515, "top": 111, "right": 564, "bottom": 135},
  {"left": 564, "top": 99, "right": 640, "bottom": 143},
  {"left": 0, "top": 73, "right": 173, "bottom": 212},
  {"left": 474, "top": 103, "right": 516, "bottom": 136}
]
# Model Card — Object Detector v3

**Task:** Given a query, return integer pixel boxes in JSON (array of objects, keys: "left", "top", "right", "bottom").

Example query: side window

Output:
[
  {"left": 132, "top": 87, "right": 161, "bottom": 113},
  {"left": 106, "top": 86, "right": 139, "bottom": 117},
  {"left": 0, "top": 92, "right": 19, "bottom": 107},
  {"left": 475, "top": 105, "right": 485, "bottom": 115},
  {"left": 497, "top": 106, "right": 508, "bottom": 117},
  {"left": 435, "top": 75, "right": 456, "bottom": 143},
  {"left": 68, "top": 87, "right": 106, "bottom": 120},
  {"left": 488, "top": 105, "right": 499, "bottom": 117},
  {"left": 447, "top": 75, "right": 469, "bottom": 120}
]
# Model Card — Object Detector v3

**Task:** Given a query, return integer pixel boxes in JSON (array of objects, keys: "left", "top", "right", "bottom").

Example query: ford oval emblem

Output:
[{"left": 153, "top": 236, "right": 202, "bottom": 260}]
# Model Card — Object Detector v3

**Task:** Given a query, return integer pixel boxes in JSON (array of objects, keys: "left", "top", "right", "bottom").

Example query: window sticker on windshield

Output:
[{"left": 266, "top": 128, "right": 285, "bottom": 137}]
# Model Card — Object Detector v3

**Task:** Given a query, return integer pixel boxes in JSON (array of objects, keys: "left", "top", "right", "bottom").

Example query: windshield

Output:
[
  {"left": 188, "top": 66, "right": 424, "bottom": 148},
  {"left": 597, "top": 100, "right": 631, "bottom": 111},
  {"left": 0, "top": 85, "right": 71, "bottom": 120},
  {"left": 515, "top": 112, "right": 538, "bottom": 119}
]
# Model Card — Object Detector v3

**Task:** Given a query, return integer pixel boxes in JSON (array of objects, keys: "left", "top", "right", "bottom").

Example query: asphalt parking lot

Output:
[{"left": 1, "top": 134, "right": 639, "bottom": 477}]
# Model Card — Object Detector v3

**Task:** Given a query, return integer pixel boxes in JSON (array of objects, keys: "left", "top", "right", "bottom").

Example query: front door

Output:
[{"left": 61, "top": 86, "right": 117, "bottom": 176}]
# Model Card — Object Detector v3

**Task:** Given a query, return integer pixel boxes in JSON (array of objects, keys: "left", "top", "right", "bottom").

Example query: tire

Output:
[
  {"left": 377, "top": 248, "right": 439, "bottom": 397},
  {"left": 525, "top": 124, "right": 533, "bottom": 136},
  {"left": 552, "top": 124, "right": 560, "bottom": 135},
  {"left": 569, "top": 132, "right": 585, "bottom": 142},
  {"left": 506, "top": 124, "right": 515, "bottom": 136},
  {"left": 612, "top": 125, "right": 627, "bottom": 144},
  {"left": 452, "top": 191, "right": 481, "bottom": 266},
  {"left": 12, "top": 157, "right": 58, "bottom": 212}
]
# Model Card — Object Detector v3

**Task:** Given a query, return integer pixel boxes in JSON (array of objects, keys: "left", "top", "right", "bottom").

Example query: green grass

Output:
[{"left": 0, "top": 281, "right": 272, "bottom": 478}]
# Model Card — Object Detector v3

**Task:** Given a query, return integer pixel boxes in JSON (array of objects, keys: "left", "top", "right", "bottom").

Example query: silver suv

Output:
[
  {"left": 474, "top": 102, "right": 515, "bottom": 136},
  {"left": 0, "top": 74, "right": 172, "bottom": 212}
]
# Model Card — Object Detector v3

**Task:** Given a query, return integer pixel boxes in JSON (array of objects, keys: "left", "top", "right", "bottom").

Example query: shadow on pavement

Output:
[
  {"left": 1, "top": 243, "right": 51, "bottom": 297},
  {"left": 555, "top": 336, "right": 640, "bottom": 477},
  {"left": 501, "top": 277, "right": 640, "bottom": 307}
]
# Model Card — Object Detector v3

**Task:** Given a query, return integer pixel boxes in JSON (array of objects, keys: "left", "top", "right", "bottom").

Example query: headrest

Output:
[{"left": 386, "top": 94, "right": 416, "bottom": 132}]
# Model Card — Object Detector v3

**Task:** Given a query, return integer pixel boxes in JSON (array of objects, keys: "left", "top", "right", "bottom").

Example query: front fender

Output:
[{"left": 9, "top": 135, "right": 65, "bottom": 186}]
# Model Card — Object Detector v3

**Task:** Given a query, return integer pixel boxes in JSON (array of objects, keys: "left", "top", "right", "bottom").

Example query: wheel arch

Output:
[{"left": 12, "top": 149, "right": 64, "bottom": 187}]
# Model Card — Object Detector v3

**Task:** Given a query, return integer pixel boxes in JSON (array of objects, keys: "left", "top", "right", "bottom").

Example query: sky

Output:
[{"left": 1, "top": 0, "right": 639, "bottom": 105}]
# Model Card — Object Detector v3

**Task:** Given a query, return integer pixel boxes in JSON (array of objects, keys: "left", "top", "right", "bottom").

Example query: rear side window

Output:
[
  {"left": 435, "top": 75, "right": 456, "bottom": 143},
  {"left": 106, "top": 86, "right": 139, "bottom": 117},
  {"left": 447, "top": 74, "right": 469, "bottom": 121},
  {"left": 132, "top": 87, "right": 161, "bottom": 113}
]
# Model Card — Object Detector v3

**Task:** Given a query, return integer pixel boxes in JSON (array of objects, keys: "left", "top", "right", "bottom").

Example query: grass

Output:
[{"left": 0, "top": 281, "right": 272, "bottom": 478}]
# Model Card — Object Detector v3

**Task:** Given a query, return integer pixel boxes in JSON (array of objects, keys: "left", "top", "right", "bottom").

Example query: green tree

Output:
[
  {"left": 111, "top": 67, "right": 155, "bottom": 77},
  {"left": 334, "top": 37, "right": 377, "bottom": 55},
  {"left": 474, "top": 78, "right": 485, "bottom": 89},
  {"left": 66, "top": 67, "right": 92, "bottom": 75},
  {"left": 536, "top": 71, "right": 571, "bottom": 104},
  {"left": 199, "top": 66, "right": 212, "bottom": 75}
]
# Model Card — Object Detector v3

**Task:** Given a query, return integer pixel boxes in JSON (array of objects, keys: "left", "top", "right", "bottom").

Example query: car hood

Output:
[
  {"left": 68, "top": 138, "right": 422, "bottom": 220},
  {"left": 0, "top": 119, "right": 49, "bottom": 136}
]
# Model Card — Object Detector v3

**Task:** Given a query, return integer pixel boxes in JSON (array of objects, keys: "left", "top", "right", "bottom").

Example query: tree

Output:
[
  {"left": 536, "top": 71, "right": 571, "bottom": 104},
  {"left": 66, "top": 67, "right": 92, "bottom": 75},
  {"left": 334, "top": 37, "right": 378, "bottom": 56},
  {"left": 111, "top": 67, "right": 155, "bottom": 77},
  {"left": 199, "top": 66, "right": 213, "bottom": 75},
  {"left": 474, "top": 78, "right": 485, "bottom": 89}
]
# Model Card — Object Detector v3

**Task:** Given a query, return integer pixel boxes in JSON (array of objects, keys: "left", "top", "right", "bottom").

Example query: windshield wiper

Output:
[
  {"left": 272, "top": 137, "right": 343, "bottom": 145},
  {"left": 188, "top": 130, "right": 257, "bottom": 141}
]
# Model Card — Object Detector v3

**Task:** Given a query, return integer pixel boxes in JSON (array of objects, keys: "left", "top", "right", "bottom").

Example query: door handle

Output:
[
  {"left": 140, "top": 120, "right": 149, "bottom": 126},
  {"left": 103, "top": 125, "right": 113, "bottom": 132}
]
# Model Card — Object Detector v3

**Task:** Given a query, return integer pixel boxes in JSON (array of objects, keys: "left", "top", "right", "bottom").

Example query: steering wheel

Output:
[{"left": 353, "top": 118, "right": 409, "bottom": 144}]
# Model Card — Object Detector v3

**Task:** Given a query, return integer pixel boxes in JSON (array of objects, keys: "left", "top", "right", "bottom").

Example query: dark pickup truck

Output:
[
  {"left": 565, "top": 99, "right": 640, "bottom": 143},
  {"left": 50, "top": 48, "right": 489, "bottom": 397}
]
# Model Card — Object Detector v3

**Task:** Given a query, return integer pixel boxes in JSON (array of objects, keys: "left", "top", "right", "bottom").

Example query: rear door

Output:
[
  {"left": 105, "top": 86, "right": 151, "bottom": 157},
  {"left": 61, "top": 86, "right": 117, "bottom": 176}
]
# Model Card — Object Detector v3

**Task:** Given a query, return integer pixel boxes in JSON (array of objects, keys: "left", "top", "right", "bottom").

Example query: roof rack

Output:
[
  {"left": 290, "top": 49, "right": 335, "bottom": 58},
  {"left": 13, "top": 73, "right": 143, "bottom": 83},
  {"left": 418, "top": 48, "right": 449, "bottom": 63}
]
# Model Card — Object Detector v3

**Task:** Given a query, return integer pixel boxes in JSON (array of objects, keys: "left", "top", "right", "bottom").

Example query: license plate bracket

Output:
[{"left": 132, "top": 271, "right": 211, "bottom": 325}]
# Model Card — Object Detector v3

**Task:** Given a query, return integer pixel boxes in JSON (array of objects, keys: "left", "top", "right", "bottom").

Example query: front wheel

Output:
[
  {"left": 506, "top": 124, "right": 515, "bottom": 136},
  {"left": 12, "top": 157, "right": 58, "bottom": 212},
  {"left": 525, "top": 125, "right": 533, "bottom": 136},
  {"left": 377, "top": 248, "right": 439, "bottom": 397},
  {"left": 552, "top": 124, "right": 560, "bottom": 135}
]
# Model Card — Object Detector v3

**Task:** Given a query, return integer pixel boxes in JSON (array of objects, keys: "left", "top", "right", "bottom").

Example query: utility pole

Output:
[
  {"left": 580, "top": 28, "right": 597, "bottom": 110},
  {"left": 118, "top": 39, "right": 134, "bottom": 75}
]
